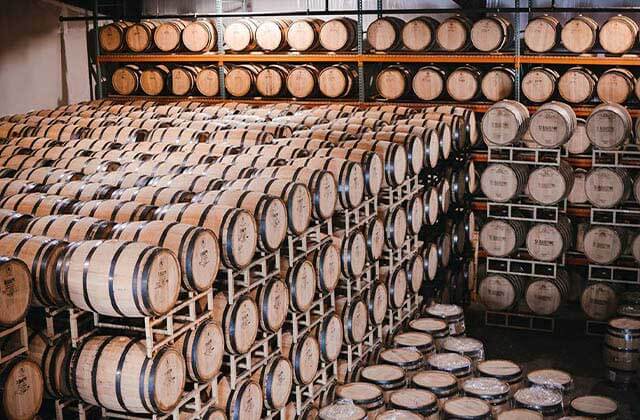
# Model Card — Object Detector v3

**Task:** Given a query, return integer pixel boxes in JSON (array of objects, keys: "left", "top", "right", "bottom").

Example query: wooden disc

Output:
[
  {"left": 471, "top": 18, "right": 506, "bottom": 52},
  {"left": 1, "top": 360, "right": 44, "bottom": 420},
  {"left": 256, "top": 67, "right": 284, "bottom": 97},
  {"left": 524, "top": 17, "right": 557, "bottom": 53},
  {"left": 402, "top": 18, "right": 434, "bottom": 51},
  {"left": 581, "top": 283, "right": 618, "bottom": 320},
  {"left": 183, "top": 21, "right": 215, "bottom": 52},
  {"left": 0, "top": 258, "right": 31, "bottom": 327},
  {"left": 583, "top": 226, "right": 622, "bottom": 265},
  {"left": 287, "top": 20, "right": 317, "bottom": 51},
  {"left": 319, "top": 19, "right": 352, "bottom": 51},
  {"left": 112, "top": 67, "right": 138, "bottom": 95},
  {"left": 525, "top": 280, "right": 562, "bottom": 315},
  {"left": 412, "top": 67, "right": 444, "bottom": 101},
  {"left": 436, "top": 18, "right": 469, "bottom": 51},
  {"left": 482, "top": 68, "right": 514, "bottom": 102},
  {"left": 561, "top": 17, "right": 597, "bottom": 53},
  {"left": 319, "top": 403, "right": 366, "bottom": 420},
  {"left": 477, "top": 359, "right": 522, "bottom": 379},
  {"left": 154, "top": 22, "right": 182, "bottom": 52},
  {"left": 446, "top": 68, "right": 479, "bottom": 102},
  {"left": 479, "top": 275, "right": 518, "bottom": 311},
  {"left": 558, "top": 69, "right": 595, "bottom": 104},
  {"left": 195, "top": 67, "right": 220, "bottom": 97},
  {"left": 390, "top": 388, "right": 437, "bottom": 410},
  {"left": 377, "top": 68, "right": 406, "bottom": 100},
  {"left": 443, "top": 397, "right": 491, "bottom": 418},
  {"left": 318, "top": 67, "right": 349, "bottom": 98},
  {"left": 412, "top": 370, "right": 457, "bottom": 390},
  {"left": 570, "top": 395, "right": 617, "bottom": 417}
]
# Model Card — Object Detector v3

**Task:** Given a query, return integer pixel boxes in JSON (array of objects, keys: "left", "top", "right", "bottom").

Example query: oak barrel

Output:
[
  {"left": 225, "top": 64, "right": 261, "bottom": 97},
  {"left": 522, "top": 67, "right": 559, "bottom": 103},
  {"left": 319, "top": 18, "right": 357, "bottom": 51},
  {"left": 376, "top": 65, "right": 411, "bottom": 100},
  {"left": 470, "top": 16, "right": 513, "bottom": 52},
  {"left": 25, "top": 214, "right": 113, "bottom": 241},
  {"left": 585, "top": 167, "right": 631, "bottom": 208},
  {"left": 412, "top": 65, "right": 446, "bottom": 101},
  {"left": 195, "top": 66, "right": 220, "bottom": 97},
  {"left": 112, "top": 65, "right": 141, "bottom": 96},
  {"left": 482, "top": 67, "right": 515, "bottom": 102},
  {"left": 182, "top": 20, "right": 217, "bottom": 52},
  {"left": 558, "top": 66, "right": 597, "bottom": 104},
  {"left": 211, "top": 293, "right": 259, "bottom": 354},
  {"left": 336, "top": 296, "right": 369, "bottom": 345},
  {"left": 586, "top": 103, "right": 632, "bottom": 150},
  {"left": 597, "top": 67, "right": 635, "bottom": 104},
  {"left": 224, "top": 19, "right": 258, "bottom": 52},
  {"left": 446, "top": 65, "right": 482, "bottom": 102},
  {"left": 529, "top": 101, "right": 577, "bottom": 147},
  {"left": 175, "top": 319, "right": 224, "bottom": 382},
  {"left": 583, "top": 225, "right": 626, "bottom": 265},
  {"left": 0, "top": 359, "right": 44, "bottom": 420},
  {"left": 256, "top": 65, "right": 290, "bottom": 97},
  {"left": 581, "top": 282, "right": 619, "bottom": 321},
  {"left": 256, "top": 18, "right": 292, "bottom": 51},
  {"left": 99, "top": 21, "right": 132, "bottom": 52},
  {"left": 125, "top": 21, "right": 159, "bottom": 52},
  {"left": 318, "top": 64, "right": 357, "bottom": 98},
  {"left": 252, "top": 278, "right": 289, "bottom": 333},
  {"left": 525, "top": 270, "right": 570, "bottom": 315},
  {"left": 140, "top": 65, "right": 170, "bottom": 96},
  {"left": 524, "top": 15, "right": 559, "bottom": 53},
  {"left": 153, "top": 20, "right": 186, "bottom": 52},
  {"left": 561, "top": 15, "right": 598, "bottom": 53},
  {"left": 481, "top": 100, "right": 529, "bottom": 145},
  {"left": 402, "top": 16, "right": 439, "bottom": 51},
  {"left": 252, "top": 356, "right": 293, "bottom": 410},
  {"left": 286, "top": 65, "right": 319, "bottom": 98},
  {"left": 479, "top": 274, "right": 525, "bottom": 311},
  {"left": 599, "top": 15, "right": 639, "bottom": 54},
  {"left": 281, "top": 257, "right": 316, "bottom": 313},
  {"left": 287, "top": 18, "right": 323, "bottom": 51},
  {"left": 527, "top": 160, "right": 575, "bottom": 205},
  {"left": 436, "top": 15, "right": 473, "bottom": 51},
  {"left": 0, "top": 257, "right": 30, "bottom": 327},
  {"left": 367, "top": 17, "right": 404, "bottom": 51}
]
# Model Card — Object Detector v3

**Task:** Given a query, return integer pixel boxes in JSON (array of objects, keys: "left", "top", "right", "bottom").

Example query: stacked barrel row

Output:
[
  {"left": 111, "top": 63, "right": 359, "bottom": 99},
  {"left": 0, "top": 99, "right": 475, "bottom": 419},
  {"left": 477, "top": 100, "right": 640, "bottom": 329},
  {"left": 320, "top": 301, "right": 620, "bottom": 420}
]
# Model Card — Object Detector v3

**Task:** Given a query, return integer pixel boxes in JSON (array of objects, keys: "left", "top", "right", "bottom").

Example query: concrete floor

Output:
[{"left": 466, "top": 307, "right": 639, "bottom": 419}]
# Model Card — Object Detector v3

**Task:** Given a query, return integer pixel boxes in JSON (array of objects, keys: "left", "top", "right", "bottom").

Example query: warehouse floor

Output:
[{"left": 466, "top": 308, "right": 638, "bottom": 419}]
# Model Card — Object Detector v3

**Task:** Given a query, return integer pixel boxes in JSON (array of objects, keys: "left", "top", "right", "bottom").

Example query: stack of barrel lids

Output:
[
  {"left": 319, "top": 301, "right": 620, "bottom": 420},
  {"left": 0, "top": 98, "right": 475, "bottom": 419},
  {"left": 0, "top": 256, "right": 44, "bottom": 420}
]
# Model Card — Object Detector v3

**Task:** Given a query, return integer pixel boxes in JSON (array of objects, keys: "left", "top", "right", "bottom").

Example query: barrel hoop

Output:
[
  {"left": 319, "top": 314, "right": 330, "bottom": 360},
  {"left": 41, "top": 338, "right": 58, "bottom": 396},
  {"left": 81, "top": 241, "right": 102, "bottom": 313},
  {"left": 115, "top": 338, "right": 139, "bottom": 413},
  {"left": 262, "top": 358, "right": 276, "bottom": 407},
  {"left": 604, "top": 343, "right": 640, "bottom": 354},
  {"left": 181, "top": 328, "right": 194, "bottom": 377},
  {"left": 13, "top": 234, "right": 48, "bottom": 305},
  {"left": 108, "top": 241, "right": 130, "bottom": 317},
  {"left": 138, "top": 345, "right": 154, "bottom": 413},
  {"left": 190, "top": 322, "right": 205, "bottom": 380},
  {"left": 227, "top": 379, "right": 249, "bottom": 420},
  {"left": 63, "top": 217, "right": 81, "bottom": 241},
  {"left": 181, "top": 225, "right": 198, "bottom": 289},
  {"left": 222, "top": 209, "right": 239, "bottom": 268},
  {"left": 68, "top": 336, "right": 90, "bottom": 398},
  {"left": 140, "top": 246, "right": 161, "bottom": 315},
  {"left": 91, "top": 336, "right": 118, "bottom": 407},
  {"left": 196, "top": 204, "right": 214, "bottom": 228}
]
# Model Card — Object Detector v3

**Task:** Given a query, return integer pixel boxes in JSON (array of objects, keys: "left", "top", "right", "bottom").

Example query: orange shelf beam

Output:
[{"left": 520, "top": 54, "right": 640, "bottom": 66}]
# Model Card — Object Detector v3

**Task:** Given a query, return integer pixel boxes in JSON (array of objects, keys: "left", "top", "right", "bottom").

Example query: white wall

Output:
[{"left": 0, "top": 0, "right": 91, "bottom": 116}]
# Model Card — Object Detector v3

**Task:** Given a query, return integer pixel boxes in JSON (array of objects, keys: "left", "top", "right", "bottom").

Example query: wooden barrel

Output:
[
  {"left": 402, "top": 16, "right": 439, "bottom": 51},
  {"left": 393, "top": 331, "right": 436, "bottom": 360},
  {"left": 25, "top": 214, "right": 113, "bottom": 241},
  {"left": 72, "top": 199, "right": 156, "bottom": 223},
  {"left": 570, "top": 395, "right": 618, "bottom": 418},
  {"left": 336, "top": 296, "right": 368, "bottom": 345},
  {"left": 280, "top": 257, "right": 316, "bottom": 312},
  {"left": 382, "top": 266, "right": 407, "bottom": 309},
  {"left": 319, "top": 402, "right": 366, "bottom": 420},
  {"left": 479, "top": 274, "right": 525, "bottom": 311},
  {"left": 153, "top": 20, "right": 186, "bottom": 52},
  {"left": 60, "top": 239, "right": 180, "bottom": 316},
  {"left": 527, "top": 160, "right": 575, "bottom": 205},
  {"left": 173, "top": 318, "right": 224, "bottom": 383},
  {"left": 255, "top": 18, "right": 291, "bottom": 51},
  {"left": 149, "top": 173, "right": 223, "bottom": 193},
  {"left": 513, "top": 387, "right": 564, "bottom": 418},
  {"left": 470, "top": 15, "right": 513, "bottom": 52},
  {"left": 125, "top": 21, "right": 159, "bottom": 52},
  {"left": 289, "top": 156, "right": 365, "bottom": 209},
  {"left": 526, "top": 216, "right": 573, "bottom": 262},
  {"left": 170, "top": 66, "right": 200, "bottom": 96},
  {"left": 481, "top": 163, "right": 528, "bottom": 202},
  {"left": 597, "top": 68, "right": 635, "bottom": 104},
  {"left": 361, "top": 364, "right": 406, "bottom": 403},
  {"left": 561, "top": 15, "right": 598, "bottom": 53},
  {"left": 581, "top": 282, "right": 618, "bottom": 321},
  {"left": 252, "top": 278, "right": 289, "bottom": 333},
  {"left": 286, "top": 64, "right": 318, "bottom": 98},
  {"left": 99, "top": 21, "right": 132, "bottom": 52},
  {"left": 255, "top": 65, "right": 289, "bottom": 97},
  {"left": 525, "top": 270, "right": 570, "bottom": 315},
  {"left": 0, "top": 209, "right": 31, "bottom": 233},
  {"left": 586, "top": 103, "right": 632, "bottom": 150},
  {"left": 83, "top": 171, "right": 152, "bottom": 189},
  {"left": 0, "top": 257, "right": 30, "bottom": 327},
  {"left": 462, "top": 378, "right": 510, "bottom": 417},
  {"left": 0, "top": 193, "right": 76, "bottom": 217},
  {"left": 318, "top": 64, "right": 356, "bottom": 98},
  {"left": 446, "top": 65, "right": 482, "bottom": 102},
  {"left": 436, "top": 15, "right": 472, "bottom": 51},
  {"left": 477, "top": 360, "right": 524, "bottom": 397},
  {"left": 27, "top": 332, "right": 73, "bottom": 398},
  {"left": 405, "top": 194, "right": 424, "bottom": 237},
  {"left": 379, "top": 348, "right": 425, "bottom": 382},
  {"left": 367, "top": 17, "right": 404, "bottom": 51},
  {"left": 217, "top": 378, "right": 263, "bottom": 420},
  {"left": 426, "top": 352, "right": 472, "bottom": 382},
  {"left": 242, "top": 144, "right": 308, "bottom": 160},
  {"left": 221, "top": 178, "right": 311, "bottom": 235},
  {"left": 0, "top": 178, "right": 37, "bottom": 198},
  {"left": 558, "top": 66, "right": 597, "bottom": 104},
  {"left": 319, "top": 17, "right": 357, "bottom": 51},
  {"left": 332, "top": 228, "right": 367, "bottom": 277},
  {"left": 182, "top": 20, "right": 217, "bottom": 52},
  {"left": 112, "top": 64, "right": 141, "bottom": 96},
  {"left": 281, "top": 332, "right": 319, "bottom": 386},
  {"left": 522, "top": 67, "right": 559, "bottom": 103},
  {"left": 287, "top": 18, "right": 323, "bottom": 51},
  {"left": 251, "top": 356, "right": 292, "bottom": 410},
  {"left": 390, "top": 389, "right": 440, "bottom": 418},
  {"left": 411, "top": 370, "right": 458, "bottom": 404},
  {"left": 443, "top": 397, "right": 491, "bottom": 420},
  {"left": 225, "top": 64, "right": 261, "bottom": 97},
  {"left": 481, "top": 67, "right": 515, "bottom": 102},
  {"left": 211, "top": 292, "right": 259, "bottom": 354},
  {"left": 0, "top": 359, "right": 44, "bottom": 420},
  {"left": 480, "top": 219, "right": 526, "bottom": 257},
  {"left": 367, "top": 281, "right": 388, "bottom": 326},
  {"left": 524, "top": 15, "right": 559, "bottom": 53},
  {"left": 376, "top": 65, "right": 411, "bottom": 100},
  {"left": 341, "top": 139, "right": 407, "bottom": 187},
  {"left": 112, "top": 186, "right": 193, "bottom": 206},
  {"left": 442, "top": 336, "right": 485, "bottom": 367},
  {"left": 307, "top": 241, "right": 340, "bottom": 294},
  {"left": 70, "top": 335, "right": 185, "bottom": 413},
  {"left": 195, "top": 66, "right": 220, "bottom": 97},
  {"left": 30, "top": 124, "right": 86, "bottom": 142},
  {"left": 140, "top": 65, "right": 170, "bottom": 96},
  {"left": 585, "top": 167, "right": 631, "bottom": 208},
  {"left": 311, "top": 147, "right": 383, "bottom": 197},
  {"left": 568, "top": 168, "right": 588, "bottom": 204},
  {"left": 604, "top": 317, "right": 640, "bottom": 384},
  {"left": 42, "top": 181, "right": 116, "bottom": 202},
  {"left": 111, "top": 220, "right": 219, "bottom": 292},
  {"left": 599, "top": 15, "right": 639, "bottom": 54},
  {"left": 224, "top": 19, "right": 258, "bottom": 52},
  {"left": 316, "top": 312, "right": 343, "bottom": 363},
  {"left": 84, "top": 125, "right": 148, "bottom": 143},
  {"left": 380, "top": 205, "right": 407, "bottom": 250},
  {"left": 154, "top": 203, "right": 257, "bottom": 269},
  {"left": 481, "top": 100, "right": 529, "bottom": 145},
  {"left": 529, "top": 101, "right": 577, "bottom": 147},
  {"left": 583, "top": 225, "right": 626, "bottom": 265},
  {"left": 411, "top": 66, "right": 447, "bottom": 103},
  {"left": 361, "top": 131, "right": 426, "bottom": 176},
  {"left": 335, "top": 382, "right": 385, "bottom": 418}
]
